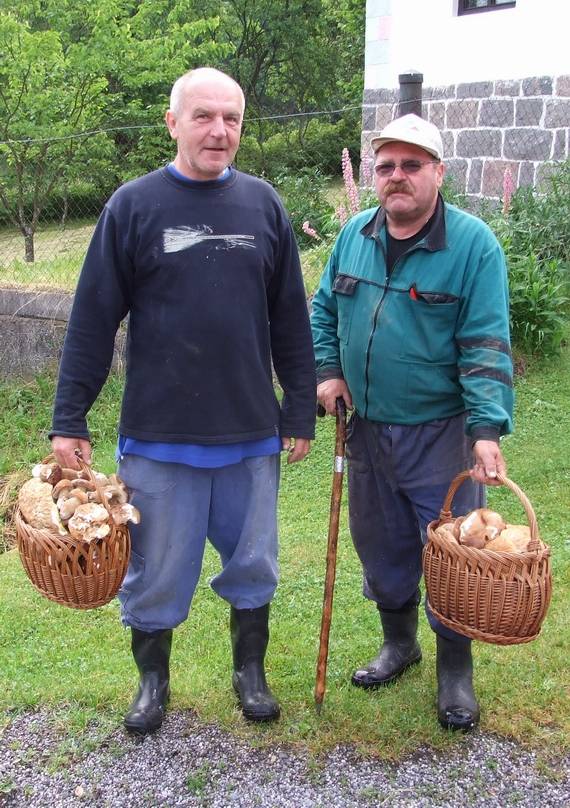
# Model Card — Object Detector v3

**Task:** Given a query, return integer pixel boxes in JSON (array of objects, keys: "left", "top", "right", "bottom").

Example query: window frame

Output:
[{"left": 457, "top": 0, "right": 516, "bottom": 15}]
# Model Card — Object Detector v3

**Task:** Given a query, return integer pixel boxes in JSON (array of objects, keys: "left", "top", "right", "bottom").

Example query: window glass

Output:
[{"left": 459, "top": 0, "right": 515, "bottom": 13}]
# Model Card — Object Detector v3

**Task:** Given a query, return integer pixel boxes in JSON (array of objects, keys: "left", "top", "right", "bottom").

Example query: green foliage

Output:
[
  {"left": 0, "top": 0, "right": 364, "bottom": 262},
  {"left": 502, "top": 164, "right": 570, "bottom": 266},
  {"left": 274, "top": 170, "right": 337, "bottom": 248},
  {"left": 479, "top": 160, "right": 570, "bottom": 358},
  {"left": 507, "top": 254, "right": 567, "bottom": 357},
  {"left": 0, "top": 0, "right": 225, "bottom": 261},
  {"left": 194, "top": 0, "right": 364, "bottom": 178},
  {"left": 440, "top": 174, "right": 469, "bottom": 210},
  {"left": 238, "top": 116, "right": 362, "bottom": 181},
  {"left": 301, "top": 240, "right": 335, "bottom": 296}
]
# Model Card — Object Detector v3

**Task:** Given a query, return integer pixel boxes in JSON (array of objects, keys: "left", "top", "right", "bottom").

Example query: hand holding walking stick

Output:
[{"left": 314, "top": 397, "right": 347, "bottom": 713}]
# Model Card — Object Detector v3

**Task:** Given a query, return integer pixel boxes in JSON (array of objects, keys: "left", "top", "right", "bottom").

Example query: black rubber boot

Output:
[
  {"left": 436, "top": 635, "right": 480, "bottom": 732},
  {"left": 351, "top": 605, "right": 422, "bottom": 688},
  {"left": 231, "top": 605, "right": 280, "bottom": 722},
  {"left": 124, "top": 628, "right": 172, "bottom": 735}
]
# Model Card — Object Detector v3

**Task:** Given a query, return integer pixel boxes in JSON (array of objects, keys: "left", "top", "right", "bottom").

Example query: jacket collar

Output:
[{"left": 360, "top": 192, "right": 447, "bottom": 252}]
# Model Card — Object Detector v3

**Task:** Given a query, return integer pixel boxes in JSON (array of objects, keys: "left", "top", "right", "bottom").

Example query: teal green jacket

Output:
[{"left": 311, "top": 197, "right": 513, "bottom": 441}]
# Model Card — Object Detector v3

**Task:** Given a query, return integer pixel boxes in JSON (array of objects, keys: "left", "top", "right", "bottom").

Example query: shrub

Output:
[
  {"left": 505, "top": 164, "right": 570, "bottom": 267},
  {"left": 273, "top": 170, "right": 337, "bottom": 249},
  {"left": 477, "top": 159, "right": 570, "bottom": 358},
  {"left": 441, "top": 174, "right": 469, "bottom": 210},
  {"left": 236, "top": 115, "right": 362, "bottom": 182},
  {"left": 507, "top": 253, "right": 567, "bottom": 357}
]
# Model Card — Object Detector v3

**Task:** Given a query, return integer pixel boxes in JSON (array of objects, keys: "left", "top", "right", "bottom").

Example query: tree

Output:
[
  {"left": 186, "top": 0, "right": 365, "bottom": 177},
  {"left": 0, "top": 0, "right": 224, "bottom": 262},
  {"left": 0, "top": 0, "right": 366, "bottom": 263}
]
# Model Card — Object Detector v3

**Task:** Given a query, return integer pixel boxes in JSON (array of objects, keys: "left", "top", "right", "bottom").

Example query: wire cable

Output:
[{"left": 0, "top": 104, "right": 366, "bottom": 146}]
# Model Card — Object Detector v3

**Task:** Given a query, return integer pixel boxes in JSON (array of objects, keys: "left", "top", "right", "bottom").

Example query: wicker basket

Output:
[
  {"left": 16, "top": 457, "right": 131, "bottom": 609},
  {"left": 423, "top": 471, "right": 552, "bottom": 645}
]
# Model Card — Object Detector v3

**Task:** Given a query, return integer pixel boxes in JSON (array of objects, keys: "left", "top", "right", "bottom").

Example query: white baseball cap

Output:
[{"left": 371, "top": 113, "right": 443, "bottom": 160}]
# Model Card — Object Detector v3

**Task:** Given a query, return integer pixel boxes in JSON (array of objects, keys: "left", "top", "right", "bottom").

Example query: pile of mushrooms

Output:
[
  {"left": 434, "top": 507, "right": 531, "bottom": 553},
  {"left": 18, "top": 461, "right": 140, "bottom": 542}
]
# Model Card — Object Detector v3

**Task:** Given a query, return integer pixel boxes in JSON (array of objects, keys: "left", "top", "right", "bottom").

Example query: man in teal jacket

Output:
[{"left": 311, "top": 114, "right": 513, "bottom": 731}]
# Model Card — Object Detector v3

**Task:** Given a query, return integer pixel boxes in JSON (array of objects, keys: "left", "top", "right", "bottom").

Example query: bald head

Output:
[
  {"left": 165, "top": 67, "right": 245, "bottom": 181},
  {"left": 169, "top": 68, "right": 245, "bottom": 117}
]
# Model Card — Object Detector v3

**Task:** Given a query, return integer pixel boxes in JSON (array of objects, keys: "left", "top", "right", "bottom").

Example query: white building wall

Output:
[{"left": 366, "top": 0, "right": 570, "bottom": 90}]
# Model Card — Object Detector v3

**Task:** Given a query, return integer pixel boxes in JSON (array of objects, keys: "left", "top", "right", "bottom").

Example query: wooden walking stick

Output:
[{"left": 314, "top": 397, "right": 347, "bottom": 713}]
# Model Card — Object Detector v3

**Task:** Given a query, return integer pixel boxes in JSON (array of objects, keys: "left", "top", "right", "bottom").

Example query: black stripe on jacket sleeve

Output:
[
  {"left": 457, "top": 337, "right": 511, "bottom": 355},
  {"left": 459, "top": 365, "right": 513, "bottom": 387}
]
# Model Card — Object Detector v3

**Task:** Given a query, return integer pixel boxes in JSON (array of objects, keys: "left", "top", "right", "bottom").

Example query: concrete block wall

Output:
[
  {"left": 361, "top": 75, "right": 570, "bottom": 204},
  {"left": 0, "top": 287, "right": 125, "bottom": 381}
]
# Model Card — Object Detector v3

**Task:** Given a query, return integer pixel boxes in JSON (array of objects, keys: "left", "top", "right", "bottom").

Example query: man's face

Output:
[
  {"left": 165, "top": 77, "right": 244, "bottom": 181},
  {"left": 374, "top": 142, "right": 445, "bottom": 228}
]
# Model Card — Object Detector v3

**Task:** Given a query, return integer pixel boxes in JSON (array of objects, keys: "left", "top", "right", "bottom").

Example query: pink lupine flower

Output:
[
  {"left": 502, "top": 166, "right": 515, "bottom": 215},
  {"left": 360, "top": 158, "right": 373, "bottom": 189},
  {"left": 341, "top": 148, "right": 360, "bottom": 216},
  {"left": 302, "top": 220, "right": 320, "bottom": 240},
  {"left": 335, "top": 204, "right": 348, "bottom": 227}
]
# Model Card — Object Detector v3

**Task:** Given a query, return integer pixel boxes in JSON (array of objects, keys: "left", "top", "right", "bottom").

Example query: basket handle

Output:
[
  {"left": 41, "top": 452, "right": 116, "bottom": 524},
  {"left": 438, "top": 470, "right": 540, "bottom": 552},
  {"left": 75, "top": 455, "right": 116, "bottom": 523}
]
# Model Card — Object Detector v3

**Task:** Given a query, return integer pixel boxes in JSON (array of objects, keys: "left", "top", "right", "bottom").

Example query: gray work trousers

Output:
[{"left": 346, "top": 412, "right": 485, "bottom": 642}]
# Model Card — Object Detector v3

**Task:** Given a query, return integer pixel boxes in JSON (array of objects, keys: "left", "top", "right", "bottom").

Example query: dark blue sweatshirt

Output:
[{"left": 51, "top": 167, "right": 316, "bottom": 443}]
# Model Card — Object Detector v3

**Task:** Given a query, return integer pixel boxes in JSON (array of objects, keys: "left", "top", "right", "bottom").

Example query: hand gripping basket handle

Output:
[{"left": 438, "top": 470, "right": 541, "bottom": 552}]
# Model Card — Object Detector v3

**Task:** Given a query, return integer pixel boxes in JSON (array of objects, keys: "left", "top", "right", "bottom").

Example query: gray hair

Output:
[{"left": 169, "top": 68, "right": 245, "bottom": 116}]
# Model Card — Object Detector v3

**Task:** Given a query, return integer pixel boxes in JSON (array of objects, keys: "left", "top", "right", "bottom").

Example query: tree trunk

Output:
[
  {"left": 61, "top": 191, "right": 69, "bottom": 227},
  {"left": 23, "top": 227, "right": 35, "bottom": 263}
]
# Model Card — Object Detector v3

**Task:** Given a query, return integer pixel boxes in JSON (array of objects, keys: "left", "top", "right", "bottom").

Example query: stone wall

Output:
[
  {"left": 361, "top": 75, "right": 570, "bottom": 205},
  {"left": 0, "top": 287, "right": 125, "bottom": 381}
]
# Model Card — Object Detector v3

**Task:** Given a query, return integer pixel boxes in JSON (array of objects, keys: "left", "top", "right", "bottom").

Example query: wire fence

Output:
[{"left": 1, "top": 85, "right": 568, "bottom": 292}]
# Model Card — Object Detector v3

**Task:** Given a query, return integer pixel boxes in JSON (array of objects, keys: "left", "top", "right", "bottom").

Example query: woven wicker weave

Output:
[
  {"left": 16, "top": 457, "right": 131, "bottom": 609},
  {"left": 423, "top": 471, "right": 552, "bottom": 645}
]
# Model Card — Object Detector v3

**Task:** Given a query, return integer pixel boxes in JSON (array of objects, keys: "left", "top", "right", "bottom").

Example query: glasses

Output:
[{"left": 375, "top": 159, "right": 440, "bottom": 178}]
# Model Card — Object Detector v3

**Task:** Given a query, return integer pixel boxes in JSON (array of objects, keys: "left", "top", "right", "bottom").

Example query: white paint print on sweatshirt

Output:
[{"left": 163, "top": 225, "right": 256, "bottom": 254}]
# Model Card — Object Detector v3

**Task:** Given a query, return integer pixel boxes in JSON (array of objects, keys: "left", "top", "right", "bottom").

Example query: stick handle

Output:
[{"left": 315, "top": 398, "right": 347, "bottom": 708}]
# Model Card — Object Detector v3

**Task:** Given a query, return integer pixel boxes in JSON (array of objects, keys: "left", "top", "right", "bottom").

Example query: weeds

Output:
[{"left": 186, "top": 763, "right": 211, "bottom": 795}]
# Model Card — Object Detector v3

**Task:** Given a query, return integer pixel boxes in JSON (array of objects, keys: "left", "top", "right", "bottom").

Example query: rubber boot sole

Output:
[
  {"left": 232, "top": 681, "right": 280, "bottom": 722},
  {"left": 437, "top": 705, "right": 479, "bottom": 732},
  {"left": 351, "top": 652, "right": 422, "bottom": 689},
  {"left": 124, "top": 688, "right": 170, "bottom": 736}
]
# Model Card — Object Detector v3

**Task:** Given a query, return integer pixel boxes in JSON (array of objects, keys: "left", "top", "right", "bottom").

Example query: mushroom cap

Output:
[
  {"left": 451, "top": 516, "right": 465, "bottom": 540},
  {"left": 61, "top": 468, "right": 89, "bottom": 481},
  {"left": 52, "top": 478, "right": 75, "bottom": 500},
  {"left": 58, "top": 495, "right": 85, "bottom": 521},
  {"left": 103, "top": 484, "right": 128, "bottom": 507},
  {"left": 18, "top": 478, "right": 67, "bottom": 535},
  {"left": 434, "top": 523, "right": 457, "bottom": 543},
  {"left": 460, "top": 531, "right": 488, "bottom": 549},
  {"left": 67, "top": 503, "right": 110, "bottom": 542},
  {"left": 499, "top": 524, "right": 531, "bottom": 552},
  {"left": 32, "top": 463, "right": 63, "bottom": 486},
  {"left": 110, "top": 502, "right": 141, "bottom": 525},
  {"left": 486, "top": 535, "right": 518, "bottom": 553},
  {"left": 459, "top": 508, "right": 506, "bottom": 544}
]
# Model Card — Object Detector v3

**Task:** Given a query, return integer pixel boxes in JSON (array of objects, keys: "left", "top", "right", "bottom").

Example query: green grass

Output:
[
  {"left": 0, "top": 350, "right": 569, "bottom": 760},
  {"left": 301, "top": 241, "right": 333, "bottom": 297},
  {"left": 0, "top": 219, "right": 94, "bottom": 291}
]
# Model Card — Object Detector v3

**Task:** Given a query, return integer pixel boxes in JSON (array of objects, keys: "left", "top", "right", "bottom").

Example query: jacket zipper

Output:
[{"left": 362, "top": 238, "right": 426, "bottom": 419}]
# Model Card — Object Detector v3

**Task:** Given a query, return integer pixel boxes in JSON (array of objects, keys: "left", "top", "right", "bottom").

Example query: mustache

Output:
[{"left": 384, "top": 182, "right": 411, "bottom": 195}]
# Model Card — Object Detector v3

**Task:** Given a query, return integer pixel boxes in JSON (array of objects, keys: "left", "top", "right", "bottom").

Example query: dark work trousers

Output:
[{"left": 346, "top": 412, "right": 485, "bottom": 643}]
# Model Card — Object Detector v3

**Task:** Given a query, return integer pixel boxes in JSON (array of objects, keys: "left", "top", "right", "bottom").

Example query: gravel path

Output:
[{"left": 1, "top": 710, "right": 568, "bottom": 807}]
